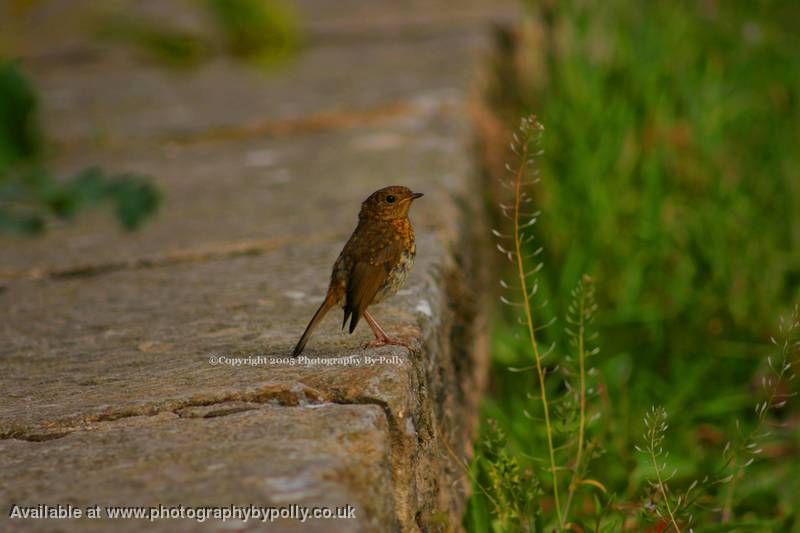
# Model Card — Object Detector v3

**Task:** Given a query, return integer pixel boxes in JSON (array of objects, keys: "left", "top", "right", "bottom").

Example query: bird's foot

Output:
[{"left": 364, "top": 334, "right": 410, "bottom": 349}]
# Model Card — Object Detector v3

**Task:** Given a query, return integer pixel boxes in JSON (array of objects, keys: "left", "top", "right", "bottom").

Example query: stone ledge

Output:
[
  {"left": 2, "top": 405, "right": 394, "bottom": 532},
  {"left": 0, "top": 0, "right": 506, "bottom": 530}
]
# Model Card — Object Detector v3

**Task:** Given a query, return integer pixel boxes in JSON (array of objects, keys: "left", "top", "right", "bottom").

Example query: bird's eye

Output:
[{"left": 385, "top": 195, "right": 396, "bottom": 203}]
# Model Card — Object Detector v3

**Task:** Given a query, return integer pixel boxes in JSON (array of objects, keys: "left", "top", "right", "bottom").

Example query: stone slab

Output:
[{"left": 0, "top": 404, "right": 393, "bottom": 532}]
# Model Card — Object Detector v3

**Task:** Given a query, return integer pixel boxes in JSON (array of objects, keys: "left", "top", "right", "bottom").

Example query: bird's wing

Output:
[{"left": 342, "top": 237, "right": 403, "bottom": 334}]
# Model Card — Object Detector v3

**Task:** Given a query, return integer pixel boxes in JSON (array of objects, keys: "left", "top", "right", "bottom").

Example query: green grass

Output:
[{"left": 467, "top": 0, "right": 800, "bottom": 530}]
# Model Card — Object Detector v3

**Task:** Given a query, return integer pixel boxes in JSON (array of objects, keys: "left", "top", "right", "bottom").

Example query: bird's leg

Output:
[{"left": 363, "top": 310, "right": 409, "bottom": 348}]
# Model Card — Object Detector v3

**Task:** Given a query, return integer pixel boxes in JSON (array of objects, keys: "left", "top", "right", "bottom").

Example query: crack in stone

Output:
[
  {"left": 0, "top": 383, "right": 328, "bottom": 442},
  {"left": 175, "top": 405, "right": 260, "bottom": 419},
  {"left": 0, "top": 383, "right": 409, "bottom": 447},
  {"left": 0, "top": 238, "right": 288, "bottom": 284},
  {"left": 162, "top": 102, "right": 412, "bottom": 146},
  {"left": 0, "top": 380, "right": 416, "bottom": 530},
  {"left": 47, "top": 101, "right": 415, "bottom": 154},
  {"left": 0, "top": 232, "right": 339, "bottom": 284}
]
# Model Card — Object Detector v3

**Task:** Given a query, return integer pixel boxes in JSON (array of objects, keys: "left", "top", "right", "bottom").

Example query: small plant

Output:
[
  {"left": 560, "top": 274, "right": 603, "bottom": 528},
  {"left": 635, "top": 307, "right": 799, "bottom": 531},
  {"left": 636, "top": 406, "right": 683, "bottom": 531},
  {"left": 481, "top": 420, "right": 541, "bottom": 531},
  {"left": 720, "top": 305, "right": 799, "bottom": 522},
  {"left": 466, "top": 115, "right": 610, "bottom": 531},
  {"left": 496, "top": 115, "right": 562, "bottom": 525},
  {"left": 0, "top": 61, "right": 159, "bottom": 236}
]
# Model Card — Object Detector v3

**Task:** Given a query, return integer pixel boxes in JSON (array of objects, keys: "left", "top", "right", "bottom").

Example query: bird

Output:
[{"left": 292, "top": 186, "right": 423, "bottom": 356}]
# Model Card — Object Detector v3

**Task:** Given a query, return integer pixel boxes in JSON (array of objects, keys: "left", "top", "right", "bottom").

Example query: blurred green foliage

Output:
[
  {"left": 95, "top": 0, "right": 301, "bottom": 69},
  {"left": 472, "top": 420, "right": 542, "bottom": 531},
  {"left": 0, "top": 61, "right": 159, "bottom": 236},
  {"left": 95, "top": 15, "right": 211, "bottom": 69},
  {"left": 0, "top": 60, "right": 40, "bottom": 166},
  {"left": 469, "top": 0, "right": 800, "bottom": 530},
  {"left": 206, "top": 0, "right": 300, "bottom": 63}
]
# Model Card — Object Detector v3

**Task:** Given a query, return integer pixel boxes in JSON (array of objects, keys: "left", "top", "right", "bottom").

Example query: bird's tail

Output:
[{"left": 292, "top": 291, "right": 337, "bottom": 356}]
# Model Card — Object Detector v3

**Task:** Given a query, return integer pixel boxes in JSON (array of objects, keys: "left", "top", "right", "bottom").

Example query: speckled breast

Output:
[
  {"left": 375, "top": 225, "right": 416, "bottom": 303},
  {"left": 375, "top": 245, "right": 415, "bottom": 303}
]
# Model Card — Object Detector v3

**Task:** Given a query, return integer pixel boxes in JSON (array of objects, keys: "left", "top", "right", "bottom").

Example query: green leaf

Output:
[{"left": 0, "top": 61, "right": 41, "bottom": 166}]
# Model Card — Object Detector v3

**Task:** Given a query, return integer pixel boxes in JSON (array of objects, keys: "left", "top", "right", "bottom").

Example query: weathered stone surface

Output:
[
  {"left": 0, "top": 0, "right": 507, "bottom": 530},
  {"left": 1, "top": 405, "right": 393, "bottom": 532},
  {"left": 0, "top": 108, "right": 470, "bottom": 276}
]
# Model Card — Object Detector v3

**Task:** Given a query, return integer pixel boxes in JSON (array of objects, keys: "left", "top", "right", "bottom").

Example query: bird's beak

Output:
[{"left": 410, "top": 192, "right": 424, "bottom": 200}]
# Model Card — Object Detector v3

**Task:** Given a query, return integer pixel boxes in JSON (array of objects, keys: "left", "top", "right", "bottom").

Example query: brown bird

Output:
[{"left": 292, "top": 186, "right": 423, "bottom": 356}]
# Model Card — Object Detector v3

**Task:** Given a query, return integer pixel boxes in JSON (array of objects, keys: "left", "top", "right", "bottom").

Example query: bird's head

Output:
[{"left": 359, "top": 186, "right": 423, "bottom": 221}]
